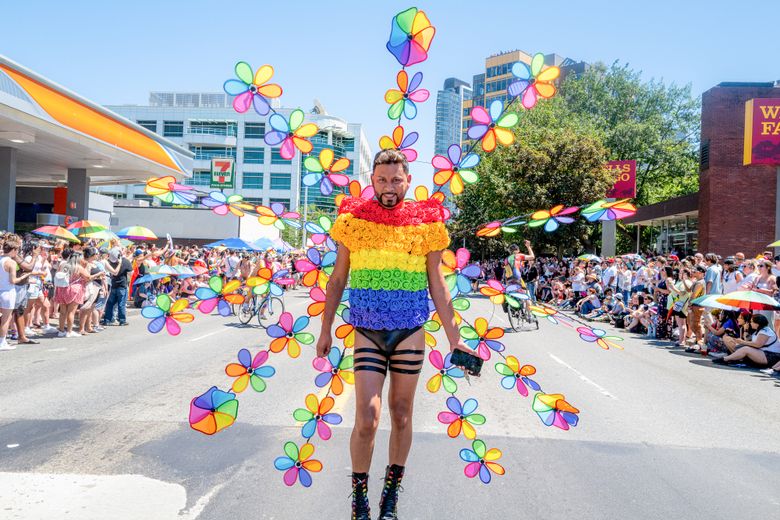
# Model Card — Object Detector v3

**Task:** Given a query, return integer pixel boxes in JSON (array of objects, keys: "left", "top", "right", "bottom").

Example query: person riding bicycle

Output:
[{"left": 507, "top": 240, "right": 535, "bottom": 280}]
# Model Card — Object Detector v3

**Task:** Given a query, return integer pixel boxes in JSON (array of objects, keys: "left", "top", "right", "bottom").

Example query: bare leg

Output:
[
  {"left": 387, "top": 330, "right": 424, "bottom": 466},
  {"left": 350, "top": 331, "right": 386, "bottom": 474},
  {"left": 725, "top": 346, "right": 768, "bottom": 365},
  {"left": 0, "top": 308, "right": 14, "bottom": 341}
]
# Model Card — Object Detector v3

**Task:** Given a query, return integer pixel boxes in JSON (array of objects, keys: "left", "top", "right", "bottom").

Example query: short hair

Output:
[
  {"left": 2, "top": 234, "right": 21, "bottom": 254},
  {"left": 705, "top": 253, "right": 718, "bottom": 264},
  {"left": 372, "top": 149, "right": 409, "bottom": 174}
]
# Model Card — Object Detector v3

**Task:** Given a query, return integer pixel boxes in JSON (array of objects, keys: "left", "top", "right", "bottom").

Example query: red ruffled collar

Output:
[{"left": 338, "top": 197, "right": 445, "bottom": 225}]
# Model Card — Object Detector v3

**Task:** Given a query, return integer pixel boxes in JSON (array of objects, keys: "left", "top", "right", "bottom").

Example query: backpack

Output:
[{"left": 54, "top": 263, "right": 71, "bottom": 288}]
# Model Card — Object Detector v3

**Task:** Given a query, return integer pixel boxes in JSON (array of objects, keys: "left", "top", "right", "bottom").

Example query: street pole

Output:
[{"left": 601, "top": 198, "right": 617, "bottom": 257}]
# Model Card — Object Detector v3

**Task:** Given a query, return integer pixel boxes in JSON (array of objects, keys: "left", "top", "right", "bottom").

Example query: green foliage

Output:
[{"left": 281, "top": 204, "right": 334, "bottom": 248}]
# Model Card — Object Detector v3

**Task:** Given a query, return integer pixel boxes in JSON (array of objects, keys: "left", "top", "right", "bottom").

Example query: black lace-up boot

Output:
[
  {"left": 351, "top": 472, "right": 371, "bottom": 520},
  {"left": 377, "top": 464, "right": 404, "bottom": 519}
]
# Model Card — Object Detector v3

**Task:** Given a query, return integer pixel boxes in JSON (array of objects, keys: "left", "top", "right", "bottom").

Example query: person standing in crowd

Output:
[
  {"left": 521, "top": 257, "right": 539, "bottom": 303},
  {"left": 1, "top": 235, "right": 36, "bottom": 350},
  {"left": 669, "top": 268, "right": 693, "bottom": 347},
  {"left": 739, "top": 260, "right": 758, "bottom": 288},
  {"left": 53, "top": 251, "right": 103, "bottom": 337},
  {"left": 721, "top": 257, "right": 743, "bottom": 294},
  {"left": 686, "top": 265, "right": 707, "bottom": 351},
  {"left": 601, "top": 258, "right": 618, "bottom": 294},
  {"left": 704, "top": 253, "right": 722, "bottom": 295},
  {"left": 102, "top": 248, "right": 132, "bottom": 327},
  {"left": 78, "top": 247, "right": 102, "bottom": 335}
]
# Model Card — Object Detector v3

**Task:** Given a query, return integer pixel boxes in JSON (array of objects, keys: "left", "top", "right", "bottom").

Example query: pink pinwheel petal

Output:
[
  {"left": 252, "top": 350, "right": 269, "bottom": 369},
  {"left": 280, "top": 138, "right": 296, "bottom": 160},
  {"left": 487, "top": 279, "right": 504, "bottom": 292},
  {"left": 283, "top": 467, "right": 299, "bottom": 486},
  {"left": 516, "top": 380, "right": 529, "bottom": 397},
  {"left": 328, "top": 173, "right": 350, "bottom": 187},
  {"left": 212, "top": 205, "right": 229, "bottom": 216},
  {"left": 464, "top": 462, "right": 481, "bottom": 478},
  {"left": 477, "top": 343, "right": 491, "bottom": 361},
  {"left": 197, "top": 298, "right": 218, "bottom": 314},
  {"left": 557, "top": 206, "right": 579, "bottom": 216},
  {"left": 408, "top": 89, "right": 430, "bottom": 102},
  {"left": 401, "top": 149, "right": 418, "bottom": 162},
  {"left": 455, "top": 248, "right": 470, "bottom": 269},
  {"left": 437, "top": 412, "right": 460, "bottom": 424},
  {"left": 165, "top": 317, "right": 181, "bottom": 336},
  {"left": 295, "top": 260, "right": 317, "bottom": 273},
  {"left": 279, "top": 312, "right": 293, "bottom": 332},
  {"left": 470, "top": 106, "right": 491, "bottom": 125},
  {"left": 431, "top": 155, "right": 453, "bottom": 170},
  {"left": 429, "top": 349, "right": 444, "bottom": 370},
  {"left": 312, "top": 357, "right": 333, "bottom": 372},
  {"left": 522, "top": 86, "right": 537, "bottom": 109},
  {"left": 233, "top": 91, "right": 253, "bottom": 113},
  {"left": 317, "top": 420, "right": 332, "bottom": 440}
]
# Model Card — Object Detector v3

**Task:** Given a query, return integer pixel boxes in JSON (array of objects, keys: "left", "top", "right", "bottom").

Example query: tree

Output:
[{"left": 281, "top": 204, "right": 335, "bottom": 249}]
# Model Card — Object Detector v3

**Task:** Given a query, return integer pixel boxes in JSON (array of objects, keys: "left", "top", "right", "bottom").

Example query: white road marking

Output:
[
  {"left": 45, "top": 347, "right": 67, "bottom": 352},
  {"left": 179, "top": 482, "right": 226, "bottom": 520},
  {"left": 6, "top": 444, "right": 19, "bottom": 448},
  {"left": 188, "top": 329, "right": 227, "bottom": 342},
  {"left": 548, "top": 354, "right": 617, "bottom": 400}
]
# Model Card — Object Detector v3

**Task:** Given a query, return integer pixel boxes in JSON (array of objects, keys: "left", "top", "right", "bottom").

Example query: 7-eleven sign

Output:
[{"left": 210, "top": 158, "right": 235, "bottom": 189}]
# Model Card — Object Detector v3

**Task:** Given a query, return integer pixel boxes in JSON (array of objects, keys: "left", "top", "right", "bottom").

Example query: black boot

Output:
[
  {"left": 351, "top": 472, "right": 371, "bottom": 520},
  {"left": 378, "top": 465, "right": 404, "bottom": 519}
]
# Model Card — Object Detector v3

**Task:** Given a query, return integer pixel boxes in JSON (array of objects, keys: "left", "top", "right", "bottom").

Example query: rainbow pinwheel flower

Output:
[
  {"left": 226, "top": 348, "right": 276, "bottom": 393},
  {"left": 265, "top": 109, "right": 318, "bottom": 160},
  {"left": 507, "top": 53, "right": 560, "bottom": 109},
  {"left": 386, "top": 7, "right": 435, "bottom": 67},
  {"left": 295, "top": 247, "right": 336, "bottom": 289},
  {"left": 312, "top": 346, "right": 354, "bottom": 396},
  {"left": 247, "top": 267, "right": 293, "bottom": 297},
  {"left": 441, "top": 248, "right": 481, "bottom": 296},
  {"left": 303, "top": 148, "right": 351, "bottom": 196},
  {"left": 379, "top": 125, "right": 419, "bottom": 162},
  {"left": 532, "top": 392, "right": 580, "bottom": 430},
  {"left": 495, "top": 356, "right": 541, "bottom": 397},
  {"left": 577, "top": 326, "right": 624, "bottom": 350},
  {"left": 467, "top": 99, "right": 519, "bottom": 153},
  {"left": 437, "top": 396, "right": 486, "bottom": 440},
  {"left": 256, "top": 202, "right": 302, "bottom": 230},
  {"left": 304, "top": 216, "right": 336, "bottom": 250},
  {"left": 426, "top": 350, "right": 464, "bottom": 393},
  {"left": 459, "top": 439, "right": 505, "bottom": 484},
  {"left": 476, "top": 220, "right": 523, "bottom": 238},
  {"left": 201, "top": 191, "right": 255, "bottom": 217},
  {"left": 267, "top": 312, "right": 314, "bottom": 358},
  {"left": 195, "top": 276, "right": 244, "bottom": 316},
  {"left": 479, "top": 280, "right": 528, "bottom": 308},
  {"left": 432, "top": 144, "right": 480, "bottom": 195},
  {"left": 189, "top": 386, "right": 239, "bottom": 435},
  {"left": 308, "top": 287, "right": 348, "bottom": 318},
  {"left": 335, "top": 180, "right": 375, "bottom": 208},
  {"left": 460, "top": 317, "right": 505, "bottom": 361},
  {"left": 274, "top": 441, "right": 323, "bottom": 488},
  {"left": 422, "top": 319, "right": 440, "bottom": 348},
  {"left": 293, "top": 393, "right": 343, "bottom": 441},
  {"left": 145, "top": 176, "right": 197, "bottom": 205},
  {"left": 223, "top": 62, "right": 283, "bottom": 116},
  {"left": 528, "top": 204, "right": 579, "bottom": 232},
  {"left": 581, "top": 199, "right": 637, "bottom": 222},
  {"left": 530, "top": 305, "right": 561, "bottom": 324},
  {"left": 335, "top": 320, "right": 356, "bottom": 348},
  {"left": 385, "top": 70, "right": 429, "bottom": 120},
  {"left": 141, "top": 294, "right": 193, "bottom": 335}
]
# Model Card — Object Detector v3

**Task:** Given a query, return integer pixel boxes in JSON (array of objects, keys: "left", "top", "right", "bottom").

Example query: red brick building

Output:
[{"left": 625, "top": 82, "right": 780, "bottom": 256}]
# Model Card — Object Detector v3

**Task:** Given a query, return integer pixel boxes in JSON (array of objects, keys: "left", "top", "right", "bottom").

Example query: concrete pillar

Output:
[
  {"left": 67, "top": 168, "right": 89, "bottom": 221},
  {"left": 601, "top": 220, "right": 616, "bottom": 258},
  {"left": 0, "top": 147, "right": 17, "bottom": 231}
]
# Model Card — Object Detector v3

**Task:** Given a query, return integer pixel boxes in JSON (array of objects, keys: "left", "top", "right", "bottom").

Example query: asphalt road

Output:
[{"left": 1, "top": 289, "right": 779, "bottom": 520}]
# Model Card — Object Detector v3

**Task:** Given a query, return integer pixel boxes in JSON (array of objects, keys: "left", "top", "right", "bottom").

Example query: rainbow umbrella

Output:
[
  {"left": 81, "top": 229, "right": 118, "bottom": 241},
  {"left": 716, "top": 291, "right": 780, "bottom": 311},
  {"left": 117, "top": 226, "right": 157, "bottom": 241},
  {"left": 66, "top": 220, "right": 106, "bottom": 231},
  {"left": 768, "top": 239, "right": 780, "bottom": 247},
  {"left": 577, "top": 254, "right": 601, "bottom": 262},
  {"left": 32, "top": 225, "right": 79, "bottom": 243},
  {"left": 691, "top": 295, "right": 740, "bottom": 311}
]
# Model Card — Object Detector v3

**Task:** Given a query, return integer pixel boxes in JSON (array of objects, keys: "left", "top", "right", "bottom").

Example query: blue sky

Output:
[{"left": 2, "top": 0, "right": 778, "bottom": 186}]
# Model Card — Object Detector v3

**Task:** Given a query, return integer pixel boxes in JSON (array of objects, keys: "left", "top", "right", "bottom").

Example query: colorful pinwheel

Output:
[
  {"left": 467, "top": 99, "right": 518, "bottom": 153},
  {"left": 195, "top": 276, "right": 245, "bottom": 317},
  {"left": 437, "top": 396, "right": 486, "bottom": 440},
  {"left": 479, "top": 280, "right": 528, "bottom": 308},
  {"left": 577, "top": 326, "right": 624, "bottom": 350},
  {"left": 189, "top": 386, "right": 238, "bottom": 435},
  {"left": 144, "top": 176, "right": 197, "bottom": 205},
  {"left": 293, "top": 393, "right": 343, "bottom": 441},
  {"left": 528, "top": 204, "right": 579, "bottom": 232},
  {"left": 530, "top": 305, "right": 561, "bottom": 324},
  {"left": 476, "top": 220, "right": 523, "bottom": 238},
  {"left": 385, "top": 70, "right": 429, "bottom": 120},
  {"left": 495, "top": 356, "right": 541, "bottom": 397},
  {"left": 223, "top": 62, "right": 283, "bottom": 116},
  {"left": 441, "top": 248, "right": 481, "bottom": 296},
  {"left": 267, "top": 312, "right": 314, "bottom": 358},
  {"left": 335, "top": 320, "right": 356, "bottom": 348},
  {"left": 379, "top": 125, "right": 419, "bottom": 162},
  {"left": 256, "top": 202, "right": 302, "bottom": 230},
  {"left": 141, "top": 294, "right": 193, "bottom": 335},
  {"left": 304, "top": 216, "right": 336, "bottom": 250},
  {"left": 201, "top": 191, "right": 255, "bottom": 217},
  {"left": 225, "top": 348, "right": 276, "bottom": 393},
  {"left": 460, "top": 317, "right": 505, "bottom": 361},
  {"left": 459, "top": 439, "right": 505, "bottom": 484},
  {"left": 386, "top": 7, "right": 435, "bottom": 67},
  {"left": 432, "top": 144, "right": 480, "bottom": 195},
  {"left": 335, "top": 180, "right": 375, "bottom": 208},
  {"left": 303, "top": 148, "right": 351, "bottom": 196},
  {"left": 295, "top": 247, "right": 336, "bottom": 289},
  {"left": 532, "top": 392, "right": 580, "bottom": 430},
  {"left": 312, "top": 346, "right": 354, "bottom": 396},
  {"left": 265, "top": 109, "right": 318, "bottom": 159},
  {"left": 422, "top": 319, "right": 440, "bottom": 348},
  {"left": 426, "top": 350, "right": 464, "bottom": 393},
  {"left": 507, "top": 53, "right": 560, "bottom": 109},
  {"left": 247, "top": 267, "right": 293, "bottom": 297},
  {"left": 581, "top": 199, "right": 637, "bottom": 222},
  {"left": 274, "top": 441, "right": 322, "bottom": 487}
]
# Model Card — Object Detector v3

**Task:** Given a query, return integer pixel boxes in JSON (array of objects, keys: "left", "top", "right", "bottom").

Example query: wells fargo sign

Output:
[
  {"left": 605, "top": 160, "right": 636, "bottom": 198},
  {"left": 744, "top": 98, "right": 780, "bottom": 165}
]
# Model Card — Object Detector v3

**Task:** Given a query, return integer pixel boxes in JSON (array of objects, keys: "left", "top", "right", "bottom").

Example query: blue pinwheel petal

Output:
[
  {"left": 327, "top": 346, "right": 342, "bottom": 369},
  {"left": 210, "top": 389, "right": 235, "bottom": 409},
  {"left": 322, "top": 413, "right": 342, "bottom": 425},
  {"left": 298, "top": 468, "right": 313, "bottom": 488},
  {"left": 193, "top": 386, "right": 217, "bottom": 410},
  {"left": 304, "top": 221, "right": 325, "bottom": 234},
  {"left": 488, "top": 99, "right": 503, "bottom": 122},
  {"left": 501, "top": 375, "right": 516, "bottom": 390},
  {"left": 461, "top": 264, "right": 481, "bottom": 279},
  {"left": 303, "top": 173, "right": 323, "bottom": 186},
  {"left": 269, "top": 284, "right": 284, "bottom": 297},
  {"left": 273, "top": 269, "right": 290, "bottom": 280},
  {"left": 465, "top": 339, "right": 480, "bottom": 350},
  {"left": 322, "top": 251, "right": 337, "bottom": 267},
  {"left": 147, "top": 316, "right": 166, "bottom": 333},
  {"left": 459, "top": 448, "right": 479, "bottom": 462},
  {"left": 537, "top": 409, "right": 556, "bottom": 427},
  {"left": 561, "top": 411, "right": 579, "bottom": 427},
  {"left": 223, "top": 79, "right": 249, "bottom": 96},
  {"left": 292, "top": 315, "right": 310, "bottom": 333},
  {"left": 446, "top": 396, "right": 462, "bottom": 415},
  {"left": 400, "top": 130, "right": 419, "bottom": 149},
  {"left": 267, "top": 324, "right": 287, "bottom": 338},
  {"left": 301, "top": 419, "right": 317, "bottom": 439},
  {"left": 467, "top": 124, "right": 489, "bottom": 140},
  {"left": 456, "top": 275, "right": 472, "bottom": 295},
  {"left": 306, "top": 247, "right": 320, "bottom": 265},
  {"left": 461, "top": 398, "right": 479, "bottom": 416},
  {"left": 579, "top": 335, "right": 599, "bottom": 343},
  {"left": 459, "top": 153, "right": 480, "bottom": 169},
  {"left": 195, "top": 287, "right": 218, "bottom": 300},
  {"left": 403, "top": 100, "right": 418, "bottom": 120},
  {"left": 320, "top": 177, "right": 334, "bottom": 196},
  {"left": 408, "top": 71, "right": 424, "bottom": 92},
  {"left": 217, "top": 299, "right": 232, "bottom": 317},
  {"left": 448, "top": 366, "right": 465, "bottom": 378},
  {"left": 314, "top": 372, "right": 333, "bottom": 388},
  {"left": 141, "top": 306, "right": 165, "bottom": 319},
  {"left": 507, "top": 79, "right": 530, "bottom": 98},
  {"left": 237, "top": 348, "right": 251, "bottom": 368},
  {"left": 264, "top": 130, "right": 287, "bottom": 146},
  {"left": 479, "top": 463, "right": 492, "bottom": 484},
  {"left": 252, "top": 94, "right": 271, "bottom": 116},
  {"left": 274, "top": 456, "right": 296, "bottom": 471},
  {"left": 523, "top": 377, "right": 542, "bottom": 392},
  {"left": 254, "top": 366, "right": 276, "bottom": 378},
  {"left": 485, "top": 340, "right": 505, "bottom": 352},
  {"left": 544, "top": 219, "right": 560, "bottom": 233},
  {"left": 268, "top": 113, "right": 289, "bottom": 133},
  {"left": 511, "top": 62, "right": 531, "bottom": 80}
]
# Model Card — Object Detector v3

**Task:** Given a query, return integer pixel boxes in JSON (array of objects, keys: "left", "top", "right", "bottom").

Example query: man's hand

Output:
[
  {"left": 316, "top": 330, "right": 333, "bottom": 358},
  {"left": 449, "top": 338, "right": 470, "bottom": 354},
  {"left": 524, "top": 240, "right": 531, "bottom": 248}
]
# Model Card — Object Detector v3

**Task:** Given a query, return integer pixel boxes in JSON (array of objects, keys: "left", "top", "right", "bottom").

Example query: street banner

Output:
[
  {"left": 744, "top": 98, "right": 780, "bottom": 165},
  {"left": 210, "top": 158, "right": 235, "bottom": 189},
  {"left": 605, "top": 160, "right": 636, "bottom": 198}
]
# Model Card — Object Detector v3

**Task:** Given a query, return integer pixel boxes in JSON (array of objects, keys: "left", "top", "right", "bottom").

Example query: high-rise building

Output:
[
  {"left": 103, "top": 93, "right": 372, "bottom": 214},
  {"left": 434, "top": 77, "right": 472, "bottom": 155}
]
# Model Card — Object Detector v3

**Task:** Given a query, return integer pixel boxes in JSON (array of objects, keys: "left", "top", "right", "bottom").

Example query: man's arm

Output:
[
  {"left": 316, "top": 244, "right": 350, "bottom": 358},
  {"left": 426, "top": 251, "right": 468, "bottom": 353},
  {"left": 523, "top": 239, "right": 535, "bottom": 260}
]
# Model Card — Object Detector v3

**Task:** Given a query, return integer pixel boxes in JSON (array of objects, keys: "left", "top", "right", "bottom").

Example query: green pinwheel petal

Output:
[
  {"left": 274, "top": 220, "right": 285, "bottom": 231},
  {"left": 528, "top": 219, "right": 547, "bottom": 228},
  {"left": 340, "top": 355, "right": 354, "bottom": 370},
  {"left": 396, "top": 6, "right": 416, "bottom": 33},
  {"left": 442, "top": 375, "right": 458, "bottom": 394},
  {"left": 227, "top": 194, "right": 243, "bottom": 204},
  {"left": 303, "top": 156, "right": 323, "bottom": 173},
  {"left": 289, "top": 109, "right": 305, "bottom": 132},
  {"left": 459, "top": 170, "right": 479, "bottom": 184},
  {"left": 424, "top": 320, "right": 441, "bottom": 332},
  {"left": 445, "top": 275, "right": 457, "bottom": 291},
  {"left": 283, "top": 441, "right": 299, "bottom": 460},
  {"left": 295, "top": 332, "right": 315, "bottom": 345},
  {"left": 467, "top": 413, "right": 486, "bottom": 426},
  {"left": 506, "top": 295, "right": 521, "bottom": 308},
  {"left": 318, "top": 216, "right": 332, "bottom": 231},
  {"left": 472, "top": 439, "right": 487, "bottom": 458},
  {"left": 336, "top": 303, "right": 348, "bottom": 317},
  {"left": 156, "top": 294, "right": 171, "bottom": 312},
  {"left": 293, "top": 408, "right": 313, "bottom": 421},
  {"left": 460, "top": 326, "right": 479, "bottom": 340},
  {"left": 531, "top": 53, "right": 544, "bottom": 77},
  {"left": 497, "top": 113, "right": 519, "bottom": 128},
  {"left": 208, "top": 276, "right": 223, "bottom": 294},
  {"left": 250, "top": 374, "right": 267, "bottom": 392},
  {"left": 323, "top": 266, "right": 335, "bottom": 276},
  {"left": 495, "top": 363, "right": 514, "bottom": 376},
  {"left": 216, "top": 398, "right": 238, "bottom": 418},
  {"left": 502, "top": 227, "right": 518, "bottom": 234},
  {"left": 235, "top": 61, "right": 253, "bottom": 85},
  {"left": 252, "top": 283, "right": 270, "bottom": 296},
  {"left": 388, "top": 101, "right": 404, "bottom": 121},
  {"left": 452, "top": 298, "right": 471, "bottom": 311}
]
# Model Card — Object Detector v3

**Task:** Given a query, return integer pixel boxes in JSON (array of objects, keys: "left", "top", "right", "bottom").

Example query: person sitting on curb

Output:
[{"left": 714, "top": 314, "right": 780, "bottom": 368}]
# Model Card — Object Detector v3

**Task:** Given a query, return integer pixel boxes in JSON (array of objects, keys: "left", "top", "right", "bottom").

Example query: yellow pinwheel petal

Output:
[
  {"left": 506, "top": 355, "right": 520, "bottom": 373},
  {"left": 385, "top": 89, "right": 404, "bottom": 104},
  {"left": 484, "top": 448, "right": 503, "bottom": 462},
  {"left": 411, "top": 10, "right": 432, "bottom": 34},
  {"left": 319, "top": 148, "right": 335, "bottom": 170},
  {"left": 304, "top": 393, "right": 319, "bottom": 414},
  {"left": 257, "top": 83, "right": 282, "bottom": 98},
  {"left": 537, "top": 66, "right": 560, "bottom": 83},
  {"left": 232, "top": 374, "right": 249, "bottom": 393},
  {"left": 427, "top": 374, "right": 442, "bottom": 393},
  {"left": 462, "top": 420, "right": 477, "bottom": 440},
  {"left": 223, "top": 279, "right": 242, "bottom": 294},
  {"left": 170, "top": 298, "right": 189, "bottom": 313},
  {"left": 253, "top": 64, "right": 274, "bottom": 86},
  {"left": 531, "top": 210, "right": 551, "bottom": 220},
  {"left": 295, "top": 123, "right": 318, "bottom": 138},
  {"left": 535, "top": 82, "right": 557, "bottom": 99},
  {"left": 379, "top": 136, "right": 395, "bottom": 150},
  {"left": 299, "top": 442, "right": 315, "bottom": 462},
  {"left": 474, "top": 317, "right": 488, "bottom": 337},
  {"left": 450, "top": 173, "right": 465, "bottom": 195},
  {"left": 494, "top": 127, "right": 514, "bottom": 146},
  {"left": 331, "top": 157, "right": 350, "bottom": 173}
]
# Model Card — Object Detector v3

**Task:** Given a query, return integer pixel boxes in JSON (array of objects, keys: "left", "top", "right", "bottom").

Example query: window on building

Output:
[
  {"left": 137, "top": 120, "right": 157, "bottom": 133},
  {"left": 270, "top": 149, "right": 289, "bottom": 165},
  {"left": 163, "top": 121, "right": 184, "bottom": 137},
  {"left": 244, "top": 147, "right": 265, "bottom": 164},
  {"left": 189, "top": 145, "right": 236, "bottom": 161},
  {"left": 243, "top": 197, "right": 263, "bottom": 205},
  {"left": 270, "top": 173, "right": 292, "bottom": 190},
  {"left": 342, "top": 137, "right": 355, "bottom": 151},
  {"left": 244, "top": 122, "right": 266, "bottom": 139},
  {"left": 242, "top": 171, "right": 263, "bottom": 189},
  {"left": 184, "top": 170, "right": 211, "bottom": 186},
  {"left": 269, "top": 197, "right": 291, "bottom": 207},
  {"left": 189, "top": 120, "right": 237, "bottom": 136}
]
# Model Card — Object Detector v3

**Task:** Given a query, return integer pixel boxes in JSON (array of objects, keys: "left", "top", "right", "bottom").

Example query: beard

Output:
[{"left": 378, "top": 192, "right": 400, "bottom": 208}]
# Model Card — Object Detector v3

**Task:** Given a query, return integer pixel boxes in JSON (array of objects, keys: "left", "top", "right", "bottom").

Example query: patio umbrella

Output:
[
  {"left": 768, "top": 239, "right": 780, "bottom": 247},
  {"left": 81, "top": 229, "right": 119, "bottom": 241},
  {"left": 150, "top": 265, "right": 178, "bottom": 276},
  {"left": 577, "top": 254, "right": 601, "bottom": 262},
  {"left": 32, "top": 225, "right": 79, "bottom": 243},
  {"left": 67, "top": 220, "right": 107, "bottom": 232},
  {"left": 716, "top": 290, "right": 780, "bottom": 311},
  {"left": 117, "top": 226, "right": 158, "bottom": 241},
  {"left": 133, "top": 273, "right": 169, "bottom": 285},
  {"left": 690, "top": 294, "right": 740, "bottom": 311}
]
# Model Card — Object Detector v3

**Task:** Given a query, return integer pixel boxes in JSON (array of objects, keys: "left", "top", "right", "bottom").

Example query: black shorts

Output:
[
  {"left": 671, "top": 310, "right": 687, "bottom": 319},
  {"left": 764, "top": 351, "right": 780, "bottom": 367},
  {"left": 353, "top": 326, "right": 424, "bottom": 376}
]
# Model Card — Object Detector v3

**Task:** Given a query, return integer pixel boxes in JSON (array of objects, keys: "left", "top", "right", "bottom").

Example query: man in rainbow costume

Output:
[{"left": 317, "top": 149, "right": 467, "bottom": 519}]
